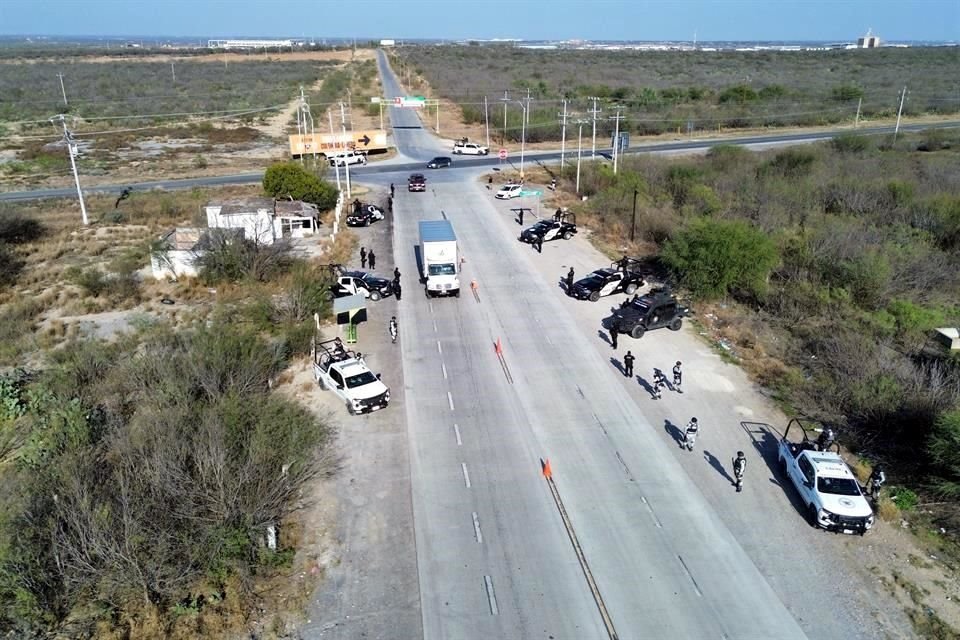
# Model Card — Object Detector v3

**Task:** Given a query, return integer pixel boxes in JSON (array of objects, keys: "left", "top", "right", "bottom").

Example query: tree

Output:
[
  {"left": 262, "top": 162, "right": 339, "bottom": 211},
  {"left": 661, "top": 217, "right": 779, "bottom": 299}
]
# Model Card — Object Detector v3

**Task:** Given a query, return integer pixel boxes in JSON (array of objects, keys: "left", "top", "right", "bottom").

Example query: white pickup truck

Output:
[
  {"left": 452, "top": 141, "right": 489, "bottom": 155},
  {"left": 777, "top": 419, "right": 874, "bottom": 535},
  {"left": 312, "top": 338, "right": 390, "bottom": 415}
]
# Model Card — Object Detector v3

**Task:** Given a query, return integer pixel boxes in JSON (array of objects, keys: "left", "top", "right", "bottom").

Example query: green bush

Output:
[
  {"left": 927, "top": 410, "right": 960, "bottom": 497},
  {"left": 262, "top": 162, "right": 338, "bottom": 211},
  {"left": 831, "top": 84, "right": 864, "bottom": 101},
  {"left": 831, "top": 134, "right": 871, "bottom": 153},
  {"left": 661, "top": 217, "right": 779, "bottom": 299},
  {"left": 718, "top": 84, "right": 758, "bottom": 104}
]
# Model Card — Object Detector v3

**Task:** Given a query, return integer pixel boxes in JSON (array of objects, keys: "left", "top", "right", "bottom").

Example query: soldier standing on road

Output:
[
  {"left": 623, "top": 350, "right": 635, "bottom": 378},
  {"left": 394, "top": 267, "right": 401, "bottom": 283},
  {"left": 360, "top": 246, "right": 367, "bottom": 269},
  {"left": 389, "top": 316, "right": 398, "bottom": 344},
  {"left": 673, "top": 361, "right": 683, "bottom": 393},
  {"left": 368, "top": 249, "right": 377, "bottom": 270},
  {"left": 390, "top": 183, "right": 395, "bottom": 198},
  {"left": 683, "top": 417, "right": 700, "bottom": 451},
  {"left": 653, "top": 370, "right": 666, "bottom": 399},
  {"left": 394, "top": 280, "right": 402, "bottom": 301},
  {"left": 566, "top": 267, "right": 574, "bottom": 293},
  {"left": 609, "top": 326, "right": 618, "bottom": 349},
  {"left": 387, "top": 195, "right": 393, "bottom": 213},
  {"left": 518, "top": 208, "right": 524, "bottom": 225},
  {"left": 733, "top": 451, "right": 747, "bottom": 492},
  {"left": 554, "top": 207, "right": 562, "bottom": 222},
  {"left": 536, "top": 234, "right": 543, "bottom": 254}
]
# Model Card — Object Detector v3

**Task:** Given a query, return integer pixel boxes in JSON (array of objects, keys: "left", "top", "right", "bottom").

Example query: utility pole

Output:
[
  {"left": 854, "top": 96, "right": 862, "bottom": 128},
  {"left": 500, "top": 91, "right": 510, "bottom": 146},
  {"left": 435, "top": 100, "right": 440, "bottom": 134},
  {"left": 171, "top": 62, "right": 176, "bottom": 83},
  {"left": 347, "top": 90, "right": 354, "bottom": 133},
  {"left": 611, "top": 107, "right": 625, "bottom": 174},
  {"left": 51, "top": 115, "right": 87, "bottom": 225},
  {"left": 589, "top": 97, "right": 601, "bottom": 159},
  {"left": 57, "top": 73, "right": 68, "bottom": 107},
  {"left": 630, "top": 188, "right": 638, "bottom": 242},
  {"left": 576, "top": 121, "right": 585, "bottom": 195},
  {"left": 483, "top": 95, "right": 490, "bottom": 148},
  {"left": 558, "top": 99, "right": 568, "bottom": 177},
  {"left": 525, "top": 87, "right": 532, "bottom": 127},
  {"left": 329, "top": 109, "right": 341, "bottom": 191},
  {"left": 894, "top": 86, "right": 907, "bottom": 143},
  {"left": 518, "top": 101, "right": 527, "bottom": 179}
]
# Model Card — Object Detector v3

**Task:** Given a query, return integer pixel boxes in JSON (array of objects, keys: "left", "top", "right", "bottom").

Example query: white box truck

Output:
[{"left": 419, "top": 220, "right": 460, "bottom": 298}]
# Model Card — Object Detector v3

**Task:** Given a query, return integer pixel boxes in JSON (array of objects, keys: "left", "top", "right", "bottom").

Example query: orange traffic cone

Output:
[
  {"left": 495, "top": 338, "right": 503, "bottom": 355},
  {"left": 542, "top": 458, "right": 552, "bottom": 479}
]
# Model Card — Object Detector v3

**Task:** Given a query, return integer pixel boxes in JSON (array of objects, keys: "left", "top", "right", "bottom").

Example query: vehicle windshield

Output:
[
  {"left": 817, "top": 476, "right": 862, "bottom": 496},
  {"left": 429, "top": 263, "right": 456, "bottom": 276},
  {"left": 345, "top": 371, "right": 379, "bottom": 388},
  {"left": 582, "top": 276, "right": 603, "bottom": 286}
]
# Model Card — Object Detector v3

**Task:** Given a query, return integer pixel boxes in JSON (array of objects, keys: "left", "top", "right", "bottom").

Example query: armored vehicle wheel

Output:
[
  {"left": 630, "top": 325, "right": 645, "bottom": 339},
  {"left": 669, "top": 318, "right": 683, "bottom": 331},
  {"left": 370, "top": 291, "right": 381, "bottom": 301},
  {"left": 562, "top": 231, "right": 573, "bottom": 240}
]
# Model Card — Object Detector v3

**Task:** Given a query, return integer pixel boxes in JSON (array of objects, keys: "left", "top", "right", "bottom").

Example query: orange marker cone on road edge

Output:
[
  {"left": 495, "top": 338, "right": 503, "bottom": 355},
  {"left": 471, "top": 279, "right": 478, "bottom": 291},
  {"left": 541, "top": 458, "right": 552, "bottom": 479}
]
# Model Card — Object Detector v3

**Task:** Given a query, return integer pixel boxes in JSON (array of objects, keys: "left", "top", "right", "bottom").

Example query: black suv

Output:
[{"left": 610, "top": 287, "right": 691, "bottom": 339}]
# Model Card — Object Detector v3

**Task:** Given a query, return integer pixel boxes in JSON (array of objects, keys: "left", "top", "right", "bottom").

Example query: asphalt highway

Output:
[{"left": 381, "top": 50, "right": 809, "bottom": 639}]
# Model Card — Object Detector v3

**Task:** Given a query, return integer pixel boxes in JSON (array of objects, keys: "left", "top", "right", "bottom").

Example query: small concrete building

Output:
[
  {"left": 205, "top": 197, "right": 320, "bottom": 245},
  {"left": 150, "top": 228, "right": 203, "bottom": 280},
  {"left": 857, "top": 30, "right": 881, "bottom": 48}
]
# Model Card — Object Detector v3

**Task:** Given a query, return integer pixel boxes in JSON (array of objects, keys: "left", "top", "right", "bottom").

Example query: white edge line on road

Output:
[
  {"left": 484, "top": 575, "right": 499, "bottom": 615},
  {"left": 677, "top": 555, "right": 704, "bottom": 598},
  {"left": 433, "top": 320, "right": 438, "bottom": 333},
  {"left": 437, "top": 340, "right": 443, "bottom": 354},
  {"left": 448, "top": 391, "right": 455, "bottom": 411},
  {"left": 429, "top": 302, "right": 434, "bottom": 314},
  {"left": 442, "top": 362, "right": 448, "bottom": 379},
  {"left": 640, "top": 495, "right": 663, "bottom": 528},
  {"left": 454, "top": 423, "right": 462, "bottom": 445},
  {"left": 461, "top": 462, "right": 471, "bottom": 488},
  {"left": 472, "top": 511, "right": 483, "bottom": 543}
]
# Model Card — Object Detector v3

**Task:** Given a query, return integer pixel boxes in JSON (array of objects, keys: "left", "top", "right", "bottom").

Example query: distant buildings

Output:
[
  {"left": 207, "top": 39, "right": 302, "bottom": 50},
  {"left": 857, "top": 30, "right": 882, "bottom": 48}
]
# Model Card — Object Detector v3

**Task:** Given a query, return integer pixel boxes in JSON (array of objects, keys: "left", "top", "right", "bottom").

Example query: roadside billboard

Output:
[{"left": 288, "top": 130, "right": 388, "bottom": 157}]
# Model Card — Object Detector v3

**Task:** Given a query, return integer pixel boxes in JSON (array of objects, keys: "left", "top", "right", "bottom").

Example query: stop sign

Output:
[{"left": 498, "top": 148, "right": 508, "bottom": 159}]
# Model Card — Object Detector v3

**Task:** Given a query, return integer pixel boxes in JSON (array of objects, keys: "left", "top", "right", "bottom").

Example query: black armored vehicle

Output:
[{"left": 610, "top": 287, "right": 691, "bottom": 339}]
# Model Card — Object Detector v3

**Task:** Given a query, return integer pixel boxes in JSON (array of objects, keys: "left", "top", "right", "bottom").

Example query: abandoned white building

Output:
[{"left": 205, "top": 197, "right": 321, "bottom": 245}]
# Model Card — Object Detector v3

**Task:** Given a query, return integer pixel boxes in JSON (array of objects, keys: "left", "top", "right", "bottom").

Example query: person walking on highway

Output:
[
  {"left": 536, "top": 234, "right": 543, "bottom": 254},
  {"left": 566, "top": 267, "right": 574, "bottom": 293},
  {"left": 733, "top": 451, "right": 747, "bottom": 492},
  {"left": 683, "top": 417, "right": 700, "bottom": 451},
  {"left": 360, "top": 246, "right": 367, "bottom": 269},
  {"left": 394, "top": 280, "right": 402, "bottom": 301},
  {"left": 623, "top": 350, "right": 635, "bottom": 378},
  {"left": 368, "top": 249, "right": 377, "bottom": 270},
  {"left": 518, "top": 208, "right": 524, "bottom": 225},
  {"left": 390, "top": 183, "right": 395, "bottom": 198},
  {"left": 673, "top": 361, "right": 683, "bottom": 393},
  {"left": 353, "top": 198, "right": 362, "bottom": 214},
  {"left": 389, "top": 316, "right": 398, "bottom": 344},
  {"left": 394, "top": 267, "right": 401, "bottom": 284},
  {"left": 609, "top": 326, "right": 618, "bottom": 349}
]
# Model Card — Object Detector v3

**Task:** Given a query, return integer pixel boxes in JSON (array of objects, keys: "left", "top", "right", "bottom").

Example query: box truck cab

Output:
[{"left": 419, "top": 220, "right": 460, "bottom": 298}]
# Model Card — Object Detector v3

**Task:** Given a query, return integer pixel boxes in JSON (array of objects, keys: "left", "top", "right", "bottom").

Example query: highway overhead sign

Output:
[{"left": 394, "top": 96, "right": 427, "bottom": 108}]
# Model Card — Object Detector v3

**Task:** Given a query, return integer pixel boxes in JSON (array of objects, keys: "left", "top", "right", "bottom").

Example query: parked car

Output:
[
  {"left": 345, "top": 204, "right": 385, "bottom": 227},
  {"left": 312, "top": 338, "right": 390, "bottom": 415},
  {"left": 330, "top": 271, "right": 394, "bottom": 301},
  {"left": 571, "top": 265, "right": 645, "bottom": 302},
  {"left": 610, "top": 287, "right": 691, "bottom": 339},
  {"left": 427, "top": 156, "right": 453, "bottom": 169},
  {"left": 495, "top": 183, "right": 522, "bottom": 199},
  {"left": 408, "top": 173, "right": 426, "bottom": 192},
  {"left": 518, "top": 212, "right": 578, "bottom": 244}
]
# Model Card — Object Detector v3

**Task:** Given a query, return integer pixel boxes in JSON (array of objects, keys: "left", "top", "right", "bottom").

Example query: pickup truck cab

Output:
[
  {"left": 408, "top": 173, "right": 426, "bottom": 192},
  {"left": 453, "top": 141, "right": 489, "bottom": 155},
  {"left": 331, "top": 271, "right": 393, "bottom": 301},
  {"left": 312, "top": 338, "right": 390, "bottom": 415},
  {"left": 778, "top": 418, "right": 874, "bottom": 535}
]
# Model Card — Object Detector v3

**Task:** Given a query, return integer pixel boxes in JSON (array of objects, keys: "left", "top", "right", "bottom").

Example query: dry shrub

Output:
[
  {"left": 878, "top": 495, "right": 901, "bottom": 522},
  {"left": 275, "top": 370, "right": 294, "bottom": 386}
]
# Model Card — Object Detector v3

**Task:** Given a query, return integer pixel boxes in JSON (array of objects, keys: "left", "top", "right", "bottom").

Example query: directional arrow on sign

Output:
[{"left": 358, "top": 135, "right": 371, "bottom": 146}]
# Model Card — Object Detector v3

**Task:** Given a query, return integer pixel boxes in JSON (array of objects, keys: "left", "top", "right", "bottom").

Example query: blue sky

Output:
[{"left": 1, "top": 0, "right": 957, "bottom": 41}]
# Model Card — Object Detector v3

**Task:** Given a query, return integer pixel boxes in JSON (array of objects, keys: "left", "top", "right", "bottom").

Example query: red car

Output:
[{"left": 408, "top": 173, "right": 426, "bottom": 192}]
